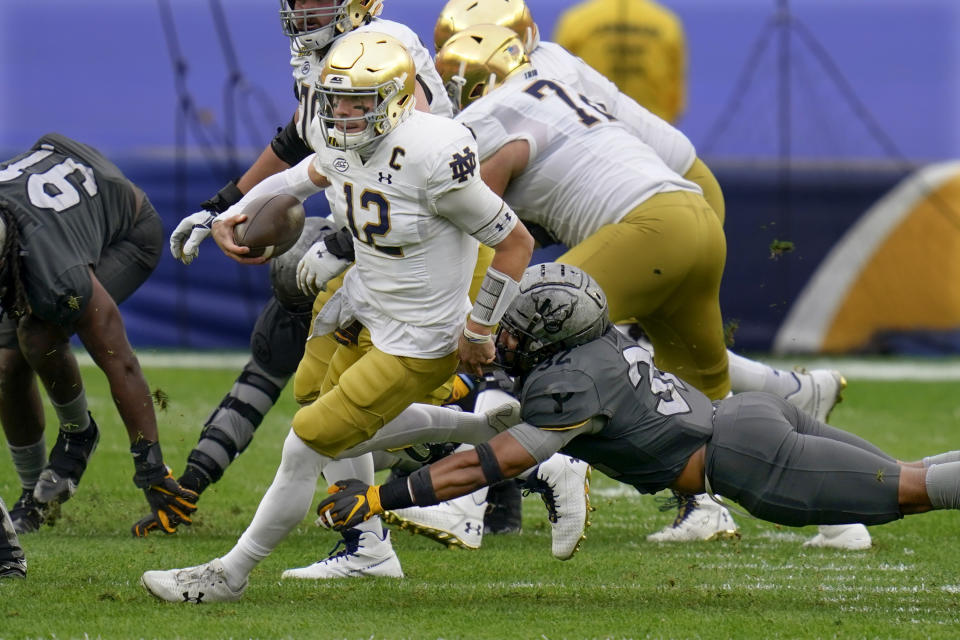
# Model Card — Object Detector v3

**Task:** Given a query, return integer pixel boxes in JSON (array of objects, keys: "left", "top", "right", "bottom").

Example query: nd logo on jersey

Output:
[{"left": 448, "top": 147, "right": 477, "bottom": 183}]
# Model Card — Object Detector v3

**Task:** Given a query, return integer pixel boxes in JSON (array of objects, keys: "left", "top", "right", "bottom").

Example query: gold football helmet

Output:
[
  {"left": 317, "top": 31, "right": 416, "bottom": 150},
  {"left": 434, "top": 0, "right": 538, "bottom": 53},
  {"left": 280, "top": 0, "right": 384, "bottom": 52},
  {"left": 435, "top": 24, "right": 532, "bottom": 113}
]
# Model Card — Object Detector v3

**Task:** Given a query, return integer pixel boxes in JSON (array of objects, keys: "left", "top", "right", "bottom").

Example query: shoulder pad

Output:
[{"left": 520, "top": 369, "right": 602, "bottom": 429}]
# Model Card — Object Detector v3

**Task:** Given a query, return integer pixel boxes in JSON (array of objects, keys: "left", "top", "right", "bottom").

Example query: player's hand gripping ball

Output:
[{"left": 232, "top": 194, "right": 306, "bottom": 259}]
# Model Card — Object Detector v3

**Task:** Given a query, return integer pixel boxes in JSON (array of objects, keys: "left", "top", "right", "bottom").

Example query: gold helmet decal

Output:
[
  {"left": 435, "top": 24, "right": 531, "bottom": 112},
  {"left": 280, "top": 0, "right": 385, "bottom": 53},
  {"left": 318, "top": 31, "right": 416, "bottom": 150},
  {"left": 434, "top": 0, "right": 538, "bottom": 54}
]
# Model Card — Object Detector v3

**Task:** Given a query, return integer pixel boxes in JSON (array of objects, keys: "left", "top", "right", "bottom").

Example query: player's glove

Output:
[
  {"left": 131, "top": 473, "right": 199, "bottom": 537},
  {"left": 315, "top": 479, "right": 383, "bottom": 531},
  {"left": 169, "top": 210, "right": 216, "bottom": 265},
  {"left": 296, "top": 239, "right": 351, "bottom": 296}
]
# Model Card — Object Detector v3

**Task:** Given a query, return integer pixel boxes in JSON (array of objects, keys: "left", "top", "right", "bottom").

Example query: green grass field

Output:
[{"left": 1, "top": 357, "right": 959, "bottom": 640}]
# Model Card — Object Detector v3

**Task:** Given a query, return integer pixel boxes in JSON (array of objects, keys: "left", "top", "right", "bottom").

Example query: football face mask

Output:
[
  {"left": 279, "top": 0, "right": 384, "bottom": 53},
  {"left": 316, "top": 31, "right": 415, "bottom": 151}
]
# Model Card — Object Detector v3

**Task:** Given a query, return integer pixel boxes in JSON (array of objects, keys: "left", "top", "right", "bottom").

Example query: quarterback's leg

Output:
[
  {"left": 141, "top": 428, "right": 323, "bottom": 603},
  {"left": 282, "top": 343, "right": 459, "bottom": 579}
]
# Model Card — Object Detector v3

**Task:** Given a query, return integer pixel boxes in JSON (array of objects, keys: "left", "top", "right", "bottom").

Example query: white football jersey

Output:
[
  {"left": 456, "top": 72, "right": 700, "bottom": 248},
  {"left": 310, "top": 111, "right": 490, "bottom": 358},
  {"left": 532, "top": 41, "right": 696, "bottom": 176},
  {"left": 290, "top": 19, "right": 453, "bottom": 143}
]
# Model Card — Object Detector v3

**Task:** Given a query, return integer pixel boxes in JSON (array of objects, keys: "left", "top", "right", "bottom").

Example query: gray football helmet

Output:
[{"left": 497, "top": 263, "right": 610, "bottom": 376}]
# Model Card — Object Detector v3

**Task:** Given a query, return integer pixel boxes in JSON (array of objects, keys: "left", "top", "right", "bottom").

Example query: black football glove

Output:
[
  {"left": 131, "top": 473, "right": 199, "bottom": 537},
  {"left": 315, "top": 479, "right": 383, "bottom": 531}
]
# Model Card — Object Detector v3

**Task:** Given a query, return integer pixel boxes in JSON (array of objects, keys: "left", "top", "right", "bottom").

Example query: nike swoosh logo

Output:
[{"left": 346, "top": 495, "right": 366, "bottom": 522}]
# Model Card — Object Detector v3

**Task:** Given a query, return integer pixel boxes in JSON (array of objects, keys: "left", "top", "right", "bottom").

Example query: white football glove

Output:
[
  {"left": 296, "top": 240, "right": 352, "bottom": 296},
  {"left": 169, "top": 210, "right": 216, "bottom": 265}
]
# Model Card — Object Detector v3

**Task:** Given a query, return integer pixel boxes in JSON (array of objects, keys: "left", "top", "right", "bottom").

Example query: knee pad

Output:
[
  {"left": 250, "top": 298, "right": 311, "bottom": 378},
  {"left": 293, "top": 334, "right": 340, "bottom": 405}
]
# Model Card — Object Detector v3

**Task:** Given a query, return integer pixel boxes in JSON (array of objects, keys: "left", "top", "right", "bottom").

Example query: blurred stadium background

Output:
[{"left": 1, "top": 0, "right": 959, "bottom": 355}]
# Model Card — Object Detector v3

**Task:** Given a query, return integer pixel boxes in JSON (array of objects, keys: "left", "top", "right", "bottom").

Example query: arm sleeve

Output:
[
  {"left": 506, "top": 416, "right": 604, "bottom": 463},
  {"left": 434, "top": 178, "right": 518, "bottom": 247},
  {"left": 214, "top": 154, "right": 323, "bottom": 222}
]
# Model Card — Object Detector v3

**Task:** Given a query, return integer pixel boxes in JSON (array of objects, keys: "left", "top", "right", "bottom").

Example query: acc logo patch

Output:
[
  {"left": 333, "top": 158, "right": 349, "bottom": 173},
  {"left": 299, "top": 60, "right": 311, "bottom": 76}
]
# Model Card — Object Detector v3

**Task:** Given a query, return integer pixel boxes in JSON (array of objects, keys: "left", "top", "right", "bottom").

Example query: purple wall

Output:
[{"left": 0, "top": 0, "right": 956, "bottom": 352}]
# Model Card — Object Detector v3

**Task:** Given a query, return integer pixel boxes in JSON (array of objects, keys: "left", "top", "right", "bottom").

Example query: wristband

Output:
[
  {"left": 462, "top": 326, "right": 493, "bottom": 344},
  {"left": 469, "top": 266, "right": 521, "bottom": 327},
  {"left": 200, "top": 179, "right": 243, "bottom": 213}
]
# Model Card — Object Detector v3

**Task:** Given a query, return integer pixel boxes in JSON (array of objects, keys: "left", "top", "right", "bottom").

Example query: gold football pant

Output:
[
  {"left": 292, "top": 344, "right": 459, "bottom": 458},
  {"left": 684, "top": 157, "right": 725, "bottom": 226},
  {"left": 292, "top": 243, "right": 493, "bottom": 406},
  {"left": 558, "top": 190, "right": 730, "bottom": 400}
]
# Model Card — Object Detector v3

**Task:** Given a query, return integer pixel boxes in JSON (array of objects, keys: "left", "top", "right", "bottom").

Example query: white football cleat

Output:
[
  {"left": 787, "top": 368, "right": 847, "bottom": 423},
  {"left": 803, "top": 523, "right": 871, "bottom": 550},
  {"left": 384, "top": 487, "right": 488, "bottom": 550},
  {"left": 525, "top": 454, "right": 592, "bottom": 560},
  {"left": 647, "top": 493, "right": 740, "bottom": 542},
  {"left": 141, "top": 558, "right": 247, "bottom": 604},
  {"left": 281, "top": 528, "right": 403, "bottom": 579}
]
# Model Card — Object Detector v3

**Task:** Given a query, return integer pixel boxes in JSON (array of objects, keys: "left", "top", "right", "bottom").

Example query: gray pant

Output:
[{"left": 706, "top": 392, "right": 901, "bottom": 527}]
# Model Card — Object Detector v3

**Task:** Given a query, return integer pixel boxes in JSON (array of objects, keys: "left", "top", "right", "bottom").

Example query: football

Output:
[{"left": 232, "top": 193, "right": 306, "bottom": 259}]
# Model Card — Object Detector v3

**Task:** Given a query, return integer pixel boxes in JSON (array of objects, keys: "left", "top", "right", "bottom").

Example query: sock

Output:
[
  {"left": 51, "top": 393, "right": 90, "bottom": 433},
  {"left": 922, "top": 451, "right": 960, "bottom": 467},
  {"left": 219, "top": 429, "right": 326, "bottom": 582},
  {"left": 337, "top": 403, "right": 499, "bottom": 460},
  {"left": 925, "top": 462, "right": 960, "bottom": 510},
  {"left": 727, "top": 351, "right": 800, "bottom": 397},
  {"left": 8, "top": 437, "right": 46, "bottom": 490}
]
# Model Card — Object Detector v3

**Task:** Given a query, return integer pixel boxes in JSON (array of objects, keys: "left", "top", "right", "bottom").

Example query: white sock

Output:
[
  {"left": 727, "top": 350, "right": 800, "bottom": 398},
  {"left": 337, "top": 403, "right": 499, "bottom": 459},
  {"left": 219, "top": 429, "right": 327, "bottom": 583}
]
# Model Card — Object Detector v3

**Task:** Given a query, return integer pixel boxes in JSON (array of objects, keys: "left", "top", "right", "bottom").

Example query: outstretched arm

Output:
[{"left": 316, "top": 431, "right": 536, "bottom": 530}]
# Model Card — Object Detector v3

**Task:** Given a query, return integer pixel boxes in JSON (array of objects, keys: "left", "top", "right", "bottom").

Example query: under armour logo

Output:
[
  {"left": 449, "top": 146, "right": 477, "bottom": 183},
  {"left": 495, "top": 211, "right": 513, "bottom": 233},
  {"left": 378, "top": 172, "right": 392, "bottom": 184},
  {"left": 464, "top": 521, "right": 481, "bottom": 534},
  {"left": 182, "top": 592, "right": 204, "bottom": 604},
  {"left": 551, "top": 392, "right": 575, "bottom": 414}
]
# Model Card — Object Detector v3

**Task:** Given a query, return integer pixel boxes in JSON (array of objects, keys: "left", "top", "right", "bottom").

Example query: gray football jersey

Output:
[
  {"left": 0, "top": 134, "right": 139, "bottom": 325},
  {"left": 520, "top": 329, "right": 715, "bottom": 494}
]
